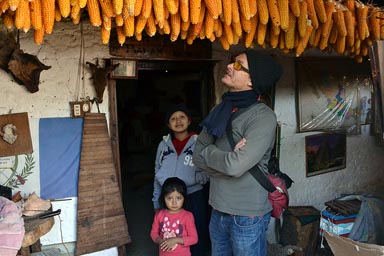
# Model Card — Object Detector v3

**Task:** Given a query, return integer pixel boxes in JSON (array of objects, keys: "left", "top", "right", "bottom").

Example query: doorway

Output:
[{"left": 114, "top": 62, "right": 214, "bottom": 255}]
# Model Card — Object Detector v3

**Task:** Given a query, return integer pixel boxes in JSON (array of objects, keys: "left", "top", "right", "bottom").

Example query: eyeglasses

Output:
[{"left": 232, "top": 60, "right": 249, "bottom": 73}]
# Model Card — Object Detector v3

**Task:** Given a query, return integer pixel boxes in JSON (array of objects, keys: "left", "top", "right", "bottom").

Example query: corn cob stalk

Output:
[
  {"left": 232, "top": 21, "right": 242, "bottom": 37},
  {"left": 204, "top": 0, "right": 218, "bottom": 19},
  {"left": 314, "top": 0, "right": 326, "bottom": 23},
  {"left": 179, "top": 0, "right": 188, "bottom": 22},
  {"left": 140, "top": 0, "right": 151, "bottom": 18},
  {"left": 15, "top": 0, "right": 27, "bottom": 29},
  {"left": 152, "top": 0, "right": 164, "bottom": 27},
  {"left": 328, "top": 23, "right": 338, "bottom": 44},
  {"left": 34, "top": 27, "right": 44, "bottom": 44},
  {"left": 22, "top": 0, "right": 31, "bottom": 32},
  {"left": 267, "top": 0, "right": 280, "bottom": 28},
  {"left": 41, "top": 0, "right": 55, "bottom": 33},
  {"left": 135, "top": 13, "right": 147, "bottom": 33},
  {"left": 269, "top": 22, "right": 280, "bottom": 48},
  {"left": 271, "top": 21, "right": 280, "bottom": 35},
  {"left": 319, "top": 19, "right": 333, "bottom": 50},
  {"left": 165, "top": 0, "right": 178, "bottom": 14},
  {"left": 344, "top": 9, "right": 354, "bottom": 47},
  {"left": 333, "top": 7, "right": 347, "bottom": 37},
  {"left": 257, "top": 21, "right": 267, "bottom": 45},
  {"left": 279, "top": 31, "right": 285, "bottom": 49},
  {"left": 181, "top": 19, "right": 190, "bottom": 31},
  {"left": 219, "top": 33, "right": 230, "bottom": 49},
  {"left": 54, "top": 4, "right": 61, "bottom": 21},
  {"left": 199, "top": 24, "right": 205, "bottom": 39},
  {"left": 344, "top": 0, "right": 355, "bottom": 15},
  {"left": 297, "top": 0, "right": 307, "bottom": 37},
  {"left": 101, "top": 25, "right": 111, "bottom": 44},
  {"left": 162, "top": 18, "right": 170, "bottom": 33},
  {"left": 30, "top": 0, "right": 43, "bottom": 30},
  {"left": 223, "top": 23, "right": 233, "bottom": 44},
  {"left": 257, "top": 0, "right": 268, "bottom": 25},
  {"left": 277, "top": 0, "right": 289, "bottom": 31},
  {"left": 112, "top": 0, "right": 122, "bottom": 14},
  {"left": 190, "top": 0, "right": 201, "bottom": 24},
  {"left": 58, "top": 0, "right": 70, "bottom": 17},
  {"left": 145, "top": 11, "right": 156, "bottom": 36},
  {"left": 289, "top": 0, "right": 300, "bottom": 17},
  {"left": 70, "top": 3, "right": 80, "bottom": 20},
  {"left": 205, "top": 12, "right": 214, "bottom": 38},
  {"left": 124, "top": 0, "right": 134, "bottom": 16},
  {"left": 248, "top": 0, "right": 256, "bottom": 17},
  {"left": 231, "top": 0, "right": 239, "bottom": 24},
  {"left": 214, "top": 18, "right": 222, "bottom": 36},
  {"left": 115, "top": 13, "right": 123, "bottom": 25},
  {"left": 180, "top": 29, "right": 187, "bottom": 39},
  {"left": 335, "top": 34, "right": 345, "bottom": 54},
  {"left": 305, "top": 0, "right": 318, "bottom": 29},
  {"left": 311, "top": 24, "right": 321, "bottom": 46},
  {"left": 238, "top": 0, "right": 250, "bottom": 20},
  {"left": 102, "top": 14, "right": 111, "bottom": 29}
]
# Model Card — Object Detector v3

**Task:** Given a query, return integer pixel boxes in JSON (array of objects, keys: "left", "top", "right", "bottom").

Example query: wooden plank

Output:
[{"left": 75, "top": 113, "right": 130, "bottom": 256}]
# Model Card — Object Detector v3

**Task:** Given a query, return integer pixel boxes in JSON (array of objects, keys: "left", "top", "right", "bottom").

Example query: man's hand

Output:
[{"left": 234, "top": 138, "right": 246, "bottom": 151}]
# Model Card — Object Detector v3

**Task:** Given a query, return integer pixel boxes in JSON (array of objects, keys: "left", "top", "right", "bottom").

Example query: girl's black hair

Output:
[{"left": 159, "top": 177, "right": 187, "bottom": 209}]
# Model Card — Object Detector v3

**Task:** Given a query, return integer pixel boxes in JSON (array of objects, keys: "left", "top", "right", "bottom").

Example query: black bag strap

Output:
[{"left": 226, "top": 112, "right": 277, "bottom": 193}]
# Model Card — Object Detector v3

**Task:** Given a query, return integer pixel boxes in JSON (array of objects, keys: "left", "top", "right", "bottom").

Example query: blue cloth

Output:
[
  {"left": 209, "top": 209, "right": 271, "bottom": 256},
  {"left": 201, "top": 90, "right": 259, "bottom": 138},
  {"left": 39, "top": 118, "right": 83, "bottom": 199}
]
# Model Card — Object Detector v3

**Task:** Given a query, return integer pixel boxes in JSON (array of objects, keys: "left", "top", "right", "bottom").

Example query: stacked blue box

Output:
[{"left": 319, "top": 209, "right": 357, "bottom": 237}]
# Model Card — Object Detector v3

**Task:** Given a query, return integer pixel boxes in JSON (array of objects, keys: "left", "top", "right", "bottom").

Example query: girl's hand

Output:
[
  {"left": 160, "top": 237, "right": 181, "bottom": 251},
  {"left": 234, "top": 138, "right": 246, "bottom": 151}
]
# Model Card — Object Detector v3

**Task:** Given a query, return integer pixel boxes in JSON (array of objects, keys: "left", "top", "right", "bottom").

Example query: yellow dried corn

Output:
[
  {"left": 369, "top": 7, "right": 380, "bottom": 40},
  {"left": 380, "top": 12, "right": 384, "bottom": 39},
  {"left": 199, "top": 25, "right": 205, "bottom": 39},
  {"left": 267, "top": 0, "right": 280, "bottom": 28},
  {"left": 101, "top": 26, "right": 111, "bottom": 44},
  {"left": 278, "top": 31, "right": 285, "bottom": 49},
  {"left": 221, "top": 0, "right": 231, "bottom": 25},
  {"left": 192, "top": 22, "right": 203, "bottom": 36},
  {"left": 180, "top": 29, "right": 187, "bottom": 39},
  {"left": 71, "top": 9, "right": 80, "bottom": 23},
  {"left": 3, "top": 10, "right": 14, "bottom": 29},
  {"left": 314, "top": 0, "right": 326, "bottom": 23},
  {"left": 0, "top": 0, "right": 10, "bottom": 12},
  {"left": 223, "top": 23, "right": 233, "bottom": 44},
  {"left": 70, "top": 3, "right": 80, "bottom": 20},
  {"left": 257, "top": 21, "right": 267, "bottom": 45},
  {"left": 190, "top": 0, "right": 201, "bottom": 24},
  {"left": 297, "top": 0, "right": 307, "bottom": 37},
  {"left": 284, "top": 10, "right": 296, "bottom": 49},
  {"left": 135, "top": 14, "right": 147, "bottom": 33},
  {"left": 205, "top": 12, "right": 214, "bottom": 38},
  {"left": 102, "top": 14, "right": 111, "bottom": 29},
  {"left": 181, "top": 19, "right": 190, "bottom": 31},
  {"left": 125, "top": 0, "right": 134, "bottom": 16},
  {"left": 162, "top": 18, "right": 170, "bottom": 34},
  {"left": 123, "top": 15, "right": 134, "bottom": 36},
  {"left": 335, "top": 34, "right": 346, "bottom": 54},
  {"left": 85, "top": 0, "right": 102, "bottom": 27},
  {"left": 145, "top": 11, "right": 156, "bottom": 36},
  {"left": 15, "top": 0, "right": 26, "bottom": 29},
  {"left": 134, "top": 0, "right": 142, "bottom": 16},
  {"left": 240, "top": 12, "right": 251, "bottom": 33},
  {"left": 305, "top": 0, "right": 318, "bottom": 29},
  {"left": 55, "top": 5, "right": 61, "bottom": 21},
  {"left": 116, "top": 25, "right": 125, "bottom": 44},
  {"left": 312, "top": 24, "right": 322, "bottom": 46},
  {"left": 208, "top": 33, "right": 215, "bottom": 41},
  {"left": 8, "top": 0, "right": 19, "bottom": 11},
  {"left": 115, "top": 13, "right": 124, "bottom": 26},
  {"left": 58, "top": 0, "right": 70, "bottom": 17},
  {"left": 329, "top": 23, "right": 337, "bottom": 44},
  {"left": 319, "top": 19, "right": 333, "bottom": 50},
  {"left": 112, "top": 0, "right": 122, "bottom": 14},
  {"left": 344, "top": 0, "right": 355, "bottom": 15},
  {"left": 204, "top": 0, "right": 218, "bottom": 19},
  {"left": 244, "top": 15, "right": 257, "bottom": 47},
  {"left": 249, "top": 0, "right": 256, "bottom": 17},
  {"left": 296, "top": 22, "right": 313, "bottom": 56},
  {"left": 269, "top": 23, "right": 280, "bottom": 48},
  {"left": 98, "top": 0, "right": 114, "bottom": 18},
  {"left": 289, "top": 0, "right": 300, "bottom": 17},
  {"left": 165, "top": 0, "right": 178, "bottom": 14},
  {"left": 320, "top": 0, "right": 335, "bottom": 37},
  {"left": 140, "top": 0, "right": 151, "bottom": 18},
  {"left": 333, "top": 8, "right": 347, "bottom": 37},
  {"left": 22, "top": 0, "right": 31, "bottom": 32},
  {"left": 231, "top": 0, "right": 239, "bottom": 24},
  {"left": 135, "top": 32, "right": 142, "bottom": 40},
  {"left": 257, "top": 0, "right": 268, "bottom": 25},
  {"left": 187, "top": 27, "right": 197, "bottom": 44},
  {"left": 215, "top": 0, "right": 221, "bottom": 17},
  {"left": 344, "top": 9, "right": 354, "bottom": 47},
  {"left": 170, "top": 12, "right": 181, "bottom": 39},
  {"left": 238, "top": 0, "right": 250, "bottom": 20},
  {"left": 219, "top": 33, "right": 230, "bottom": 50},
  {"left": 271, "top": 22, "right": 280, "bottom": 35},
  {"left": 179, "top": 0, "right": 188, "bottom": 22},
  {"left": 30, "top": 0, "right": 43, "bottom": 30},
  {"left": 78, "top": 0, "right": 86, "bottom": 8},
  {"left": 277, "top": 0, "right": 289, "bottom": 31},
  {"left": 214, "top": 18, "right": 222, "bottom": 36},
  {"left": 356, "top": 3, "right": 368, "bottom": 41},
  {"left": 34, "top": 27, "right": 44, "bottom": 44},
  {"left": 153, "top": 0, "right": 164, "bottom": 26},
  {"left": 233, "top": 21, "right": 242, "bottom": 37}
]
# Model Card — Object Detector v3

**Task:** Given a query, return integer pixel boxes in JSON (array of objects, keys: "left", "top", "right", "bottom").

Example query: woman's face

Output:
[
  {"left": 164, "top": 190, "right": 184, "bottom": 213},
  {"left": 167, "top": 111, "right": 190, "bottom": 133}
]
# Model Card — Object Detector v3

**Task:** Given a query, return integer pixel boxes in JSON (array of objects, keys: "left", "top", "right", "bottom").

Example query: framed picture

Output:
[
  {"left": 111, "top": 59, "right": 137, "bottom": 79},
  {"left": 305, "top": 132, "right": 346, "bottom": 177},
  {"left": 296, "top": 57, "right": 373, "bottom": 133}
]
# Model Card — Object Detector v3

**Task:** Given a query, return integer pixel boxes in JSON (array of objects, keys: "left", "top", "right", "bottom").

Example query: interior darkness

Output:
[{"left": 116, "top": 67, "right": 209, "bottom": 255}]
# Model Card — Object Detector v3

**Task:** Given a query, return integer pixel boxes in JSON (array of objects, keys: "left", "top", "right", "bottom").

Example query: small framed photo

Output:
[
  {"left": 111, "top": 59, "right": 137, "bottom": 79},
  {"left": 305, "top": 132, "right": 346, "bottom": 177}
]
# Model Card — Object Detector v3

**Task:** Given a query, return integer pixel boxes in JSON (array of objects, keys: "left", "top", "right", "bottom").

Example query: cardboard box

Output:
[{"left": 319, "top": 209, "right": 356, "bottom": 237}]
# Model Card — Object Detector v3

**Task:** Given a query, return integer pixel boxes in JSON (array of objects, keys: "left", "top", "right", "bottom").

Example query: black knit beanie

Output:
[
  {"left": 164, "top": 104, "right": 191, "bottom": 124},
  {"left": 245, "top": 50, "right": 283, "bottom": 95}
]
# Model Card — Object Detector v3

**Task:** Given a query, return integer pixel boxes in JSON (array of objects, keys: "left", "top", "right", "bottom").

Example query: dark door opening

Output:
[{"left": 116, "top": 64, "right": 214, "bottom": 255}]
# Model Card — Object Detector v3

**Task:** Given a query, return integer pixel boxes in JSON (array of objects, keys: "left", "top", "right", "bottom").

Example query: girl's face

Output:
[
  {"left": 167, "top": 111, "right": 190, "bottom": 133},
  {"left": 164, "top": 190, "right": 184, "bottom": 214}
]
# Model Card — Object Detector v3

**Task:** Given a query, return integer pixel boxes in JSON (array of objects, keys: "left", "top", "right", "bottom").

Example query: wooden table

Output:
[{"left": 19, "top": 215, "right": 55, "bottom": 256}]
